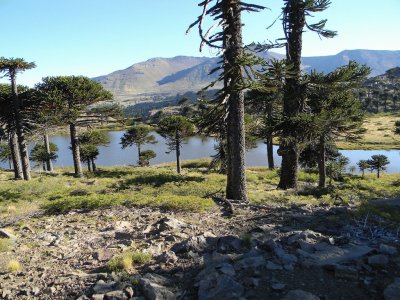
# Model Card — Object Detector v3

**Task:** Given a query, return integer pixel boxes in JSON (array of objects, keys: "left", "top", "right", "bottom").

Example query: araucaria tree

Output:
[
  {"left": 158, "top": 116, "right": 194, "bottom": 174},
  {"left": 78, "top": 131, "right": 110, "bottom": 172},
  {"left": 120, "top": 125, "right": 157, "bottom": 165},
  {"left": 189, "top": 0, "right": 264, "bottom": 201},
  {"left": 36, "top": 76, "right": 112, "bottom": 177},
  {"left": 0, "top": 57, "right": 36, "bottom": 180},
  {"left": 368, "top": 155, "right": 389, "bottom": 178},
  {"left": 276, "top": 0, "right": 336, "bottom": 189}
]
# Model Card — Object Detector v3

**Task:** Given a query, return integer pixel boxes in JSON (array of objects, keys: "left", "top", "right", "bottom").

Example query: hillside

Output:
[{"left": 94, "top": 50, "right": 400, "bottom": 103}]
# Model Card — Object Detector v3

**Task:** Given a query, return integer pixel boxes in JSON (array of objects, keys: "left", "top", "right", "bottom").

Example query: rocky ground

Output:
[{"left": 0, "top": 201, "right": 399, "bottom": 300}]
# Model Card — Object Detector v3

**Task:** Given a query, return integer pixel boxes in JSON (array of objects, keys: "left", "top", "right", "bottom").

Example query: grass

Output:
[
  {"left": 0, "top": 239, "right": 11, "bottom": 252},
  {"left": 107, "top": 251, "right": 152, "bottom": 272},
  {"left": 337, "top": 113, "right": 400, "bottom": 150},
  {"left": 1, "top": 160, "right": 400, "bottom": 225}
]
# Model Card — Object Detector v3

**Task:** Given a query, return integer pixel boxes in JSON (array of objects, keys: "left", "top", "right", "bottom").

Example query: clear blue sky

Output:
[{"left": 1, "top": 0, "right": 399, "bottom": 86}]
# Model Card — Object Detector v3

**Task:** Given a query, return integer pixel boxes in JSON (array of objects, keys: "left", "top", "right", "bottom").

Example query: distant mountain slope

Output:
[
  {"left": 302, "top": 50, "right": 400, "bottom": 76},
  {"left": 94, "top": 50, "right": 400, "bottom": 102}
]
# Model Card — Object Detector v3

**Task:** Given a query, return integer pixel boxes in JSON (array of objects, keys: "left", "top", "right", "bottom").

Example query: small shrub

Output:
[
  {"left": 0, "top": 239, "right": 11, "bottom": 252},
  {"left": 107, "top": 251, "right": 152, "bottom": 272},
  {"left": 7, "top": 260, "right": 21, "bottom": 273},
  {"left": 69, "top": 188, "right": 90, "bottom": 196}
]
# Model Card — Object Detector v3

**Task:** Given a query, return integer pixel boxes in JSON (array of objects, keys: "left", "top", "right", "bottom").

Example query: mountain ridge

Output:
[{"left": 93, "top": 50, "right": 400, "bottom": 103}]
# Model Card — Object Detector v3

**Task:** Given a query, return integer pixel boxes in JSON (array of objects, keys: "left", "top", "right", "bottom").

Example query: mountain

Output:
[{"left": 93, "top": 50, "right": 400, "bottom": 103}]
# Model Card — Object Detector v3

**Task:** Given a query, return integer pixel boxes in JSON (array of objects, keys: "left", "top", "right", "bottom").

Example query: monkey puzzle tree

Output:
[
  {"left": 78, "top": 131, "right": 110, "bottom": 172},
  {"left": 30, "top": 143, "right": 58, "bottom": 171},
  {"left": 357, "top": 160, "right": 369, "bottom": 177},
  {"left": 36, "top": 76, "right": 112, "bottom": 177},
  {"left": 0, "top": 57, "right": 36, "bottom": 180},
  {"left": 306, "top": 62, "right": 370, "bottom": 188},
  {"left": 272, "top": 0, "right": 337, "bottom": 189},
  {"left": 368, "top": 155, "right": 389, "bottom": 178},
  {"left": 120, "top": 125, "right": 157, "bottom": 165},
  {"left": 158, "top": 116, "right": 194, "bottom": 174},
  {"left": 189, "top": 0, "right": 264, "bottom": 201}
]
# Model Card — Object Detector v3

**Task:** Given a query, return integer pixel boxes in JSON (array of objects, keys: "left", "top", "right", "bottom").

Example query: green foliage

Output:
[
  {"left": 30, "top": 143, "right": 58, "bottom": 165},
  {"left": 138, "top": 150, "right": 156, "bottom": 167},
  {"left": 367, "top": 154, "right": 390, "bottom": 178},
  {"left": 158, "top": 116, "right": 194, "bottom": 146},
  {"left": 0, "top": 143, "right": 12, "bottom": 164},
  {"left": 78, "top": 131, "right": 110, "bottom": 146}
]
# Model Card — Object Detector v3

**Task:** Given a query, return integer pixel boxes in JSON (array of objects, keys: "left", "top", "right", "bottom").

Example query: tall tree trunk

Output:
[
  {"left": 42, "top": 162, "right": 46, "bottom": 171},
  {"left": 137, "top": 143, "right": 141, "bottom": 165},
  {"left": 10, "top": 72, "right": 31, "bottom": 180},
  {"left": 377, "top": 168, "right": 380, "bottom": 178},
  {"left": 69, "top": 123, "right": 83, "bottom": 177},
  {"left": 318, "top": 137, "right": 326, "bottom": 188},
  {"left": 43, "top": 132, "right": 53, "bottom": 172},
  {"left": 223, "top": 0, "right": 248, "bottom": 202},
  {"left": 266, "top": 134, "right": 274, "bottom": 170},
  {"left": 87, "top": 161, "right": 91, "bottom": 172},
  {"left": 278, "top": 0, "right": 305, "bottom": 189},
  {"left": 91, "top": 158, "right": 97, "bottom": 172},
  {"left": 175, "top": 132, "right": 181, "bottom": 174},
  {"left": 9, "top": 133, "right": 23, "bottom": 179}
]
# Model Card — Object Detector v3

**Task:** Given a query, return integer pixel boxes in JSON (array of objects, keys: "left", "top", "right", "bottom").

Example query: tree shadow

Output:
[
  {"left": 0, "top": 189, "right": 21, "bottom": 202},
  {"left": 117, "top": 173, "right": 204, "bottom": 189}
]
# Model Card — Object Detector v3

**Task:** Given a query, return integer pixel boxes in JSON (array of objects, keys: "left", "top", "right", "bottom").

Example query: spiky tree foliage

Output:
[
  {"left": 36, "top": 76, "right": 113, "bottom": 177},
  {"left": 368, "top": 155, "right": 389, "bottom": 178},
  {"left": 188, "top": 0, "right": 265, "bottom": 201},
  {"left": 0, "top": 57, "right": 36, "bottom": 180},
  {"left": 305, "top": 62, "right": 370, "bottom": 187},
  {"left": 272, "top": 0, "right": 336, "bottom": 189},
  {"left": 138, "top": 150, "right": 157, "bottom": 167},
  {"left": 357, "top": 160, "right": 369, "bottom": 178},
  {"left": 78, "top": 131, "right": 110, "bottom": 172},
  {"left": 86, "top": 103, "right": 123, "bottom": 126},
  {"left": 120, "top": 125, "right": 157, "bottom": 166},
  {"left": 326, "top": 154, "right": 349, "bottom": 185},
  {"left": 0, "top": 143, "right": 12, "bottom": 169},
  {"left": 158, "top": 116, "right": 194, "bottom": 174},
  {"left": 30, "top": 143, "right": 58, "bottom": 171}
]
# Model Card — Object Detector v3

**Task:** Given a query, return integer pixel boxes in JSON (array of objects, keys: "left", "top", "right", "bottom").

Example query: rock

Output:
[
  {"left": 282, "top": 289, "right": 320, "bottom": 300},
  {"left": 266, "top": 261, "right": 283, "bottom": 270},
  {"left": 0, "top": 229, "right": 17, "bottom": 240},
  {"left": 198, "top": 274, "right": 244, "bottom": 300},
  {"left": 384, "top": 278, "right": 400, "bottom": 300},
  {"left": 271, "top": 283, "right": 286, "bottom": 291},
  {"left": 156, "top": 251, "right": 178, "bottom": 264},
  {"left": 104, "top": 290, "right": 128, "bottom": 300},
  {"left": 263, "top": 240, "right": 297, "bottom": 265},
  {"left": 287, "top": 230, "right": 322, "bottom": 245},
  {"left": 334, "top": 265, "right": 358, "bottom": 280},
  {"left": 368, "top": 254, "right": 389, "bottom": 266},
  {"left": 93, "top": 280, "right": 116, "bottom": 294},
  {"left": 93, "top": 249, "right": 115, "bottom": 262},
  {"left": 242, "top": 277, "right": 260, "bottom": 288},
  {"left": 171, "top": 235, "right": 214, "bottom": 254},
  {"left": 115, "top": 221, "right": 132, "bottom": 231},
  {"left": 155, "top": 217, "right": 186, "bottom": 232},
  {"left": 124, "top": 287, "right": 134, "bottom": 298},
  {"left": 139, "top": 274, "right": 175, "bottom": 300},
  {"left": 235, "top": 254, "right": 266, "bottom": 270},
  {"left": 216, "top": 235, "right": 243, "bottom": 253},
  {"left": 299, "top": 244, "right": 372, "bottom": 266},
  {"left": 92, "top": 295, "right": 105, "bottom": 300},
  {"left": 380, "top": 244, "right": 398, "bottom": 255}
]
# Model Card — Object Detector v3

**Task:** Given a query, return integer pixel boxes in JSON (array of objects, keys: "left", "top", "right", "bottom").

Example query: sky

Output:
[{"left": 0, "top": 0, "right": 399, "bottom": 86}]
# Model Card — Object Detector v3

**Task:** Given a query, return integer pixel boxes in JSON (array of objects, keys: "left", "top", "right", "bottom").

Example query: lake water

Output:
[{"left": 1, "top": 131, "right": 399, "bottom": 173}]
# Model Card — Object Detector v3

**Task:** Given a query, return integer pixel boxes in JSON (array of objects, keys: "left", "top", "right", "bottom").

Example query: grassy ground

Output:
[
  {"left": 337, "top": 112, "right": 400, "bottom": 150},
  {"left": 1, "top": 160, "right": 400, "bottom": 224}
]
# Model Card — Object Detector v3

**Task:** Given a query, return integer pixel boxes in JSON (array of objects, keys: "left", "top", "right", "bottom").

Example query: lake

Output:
[{"left": 1, "top": 131, "right": 399, "bottom": 173}]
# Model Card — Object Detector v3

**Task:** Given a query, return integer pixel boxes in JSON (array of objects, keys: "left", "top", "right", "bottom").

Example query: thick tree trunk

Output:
[
  {"left": 87, "top": 161, "right": 91, "bottom": 172},
  {"left": 278, "top": 0, "right": 305, "bottom": 189},
  {"left": 137, "top": 143, "right": 141, "bottom": 165},
  {"left": 42, "top": 162, "right": 46, "bottom": 171},
  {"left": 318, "top": 137, "right": 326, "bottom": 188},
  {"left": 69, "top": 123, "right": 83, "bottom": 177},
  {"left": 377, "top": 169, "right": 380, "bottom": 178},
  {"left": 43, "top": 132, "right": 53, "bottom": 172},
  {"left": 175, "top": 132, "right": 181, "bottom": 174},
  {"left": 223, "top": 0, "right": 248, "bottom": 202},
  {"left": 11, "top": 73, "right": 31, "bottom": 180},
  {"left": 9, "top": 133, "right": 23, "bottom": 179},
  {"left": 266, "top": 134, "right": 274, "bottom": 170}
]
